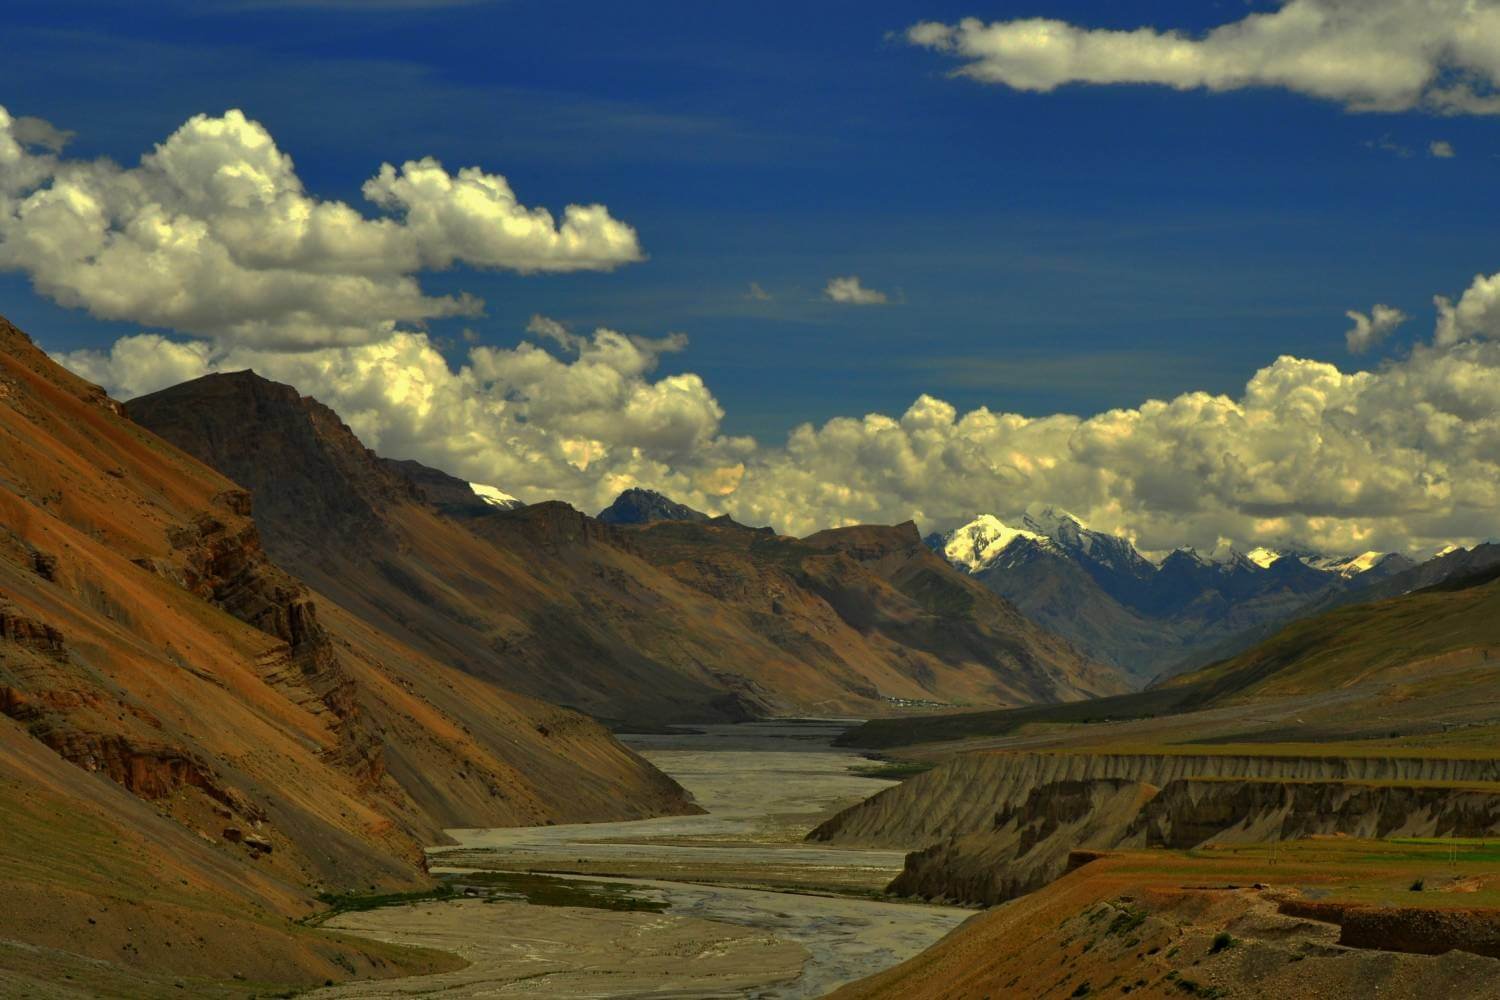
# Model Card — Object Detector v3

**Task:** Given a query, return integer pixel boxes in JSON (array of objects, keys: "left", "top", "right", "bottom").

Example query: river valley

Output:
[{"left": 311, "top": 720, "right": 971, "bottom": 998}]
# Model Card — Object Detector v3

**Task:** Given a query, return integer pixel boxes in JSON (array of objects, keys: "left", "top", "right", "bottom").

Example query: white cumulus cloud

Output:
[
  {"left": 1435, "top": 269, "right": 1500, "bottom": 347},
  {"left": 908, "top": 1, "right": 1500, "bottom": 115},
  {"left": 824, "top": 275, "right": 889, "bottom": 305},
  {"left": 59, "top": 298, "right": 1500, "bottom": 558},
  {"left": 0, "top": 105, "right": 643, "bottom": 351},
  {"left": 1430, "top": 139, "right": 1457, "bottom": 157},
  {"left": 1345, "top": 303, "right": 1407, "bottom": 353},
  {"left": 58, "top": 324, "right": 754, "bottom": 517},
  {"left": 721, "top": 335, "right": 1500, "bottom": 556},
  {"left": 25, "top": 104, "right": 1500, "bottom": 559}
]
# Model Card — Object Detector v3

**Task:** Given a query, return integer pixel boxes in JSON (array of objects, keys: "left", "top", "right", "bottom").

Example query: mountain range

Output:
[
  {"left": 928, "top": 509, "right": 1427, "bottom": 684},
  {"left": 126, "top": 371, "right": 1118, "bottom": 726}
]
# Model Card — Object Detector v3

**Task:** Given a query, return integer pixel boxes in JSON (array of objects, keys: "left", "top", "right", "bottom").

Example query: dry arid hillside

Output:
[
  {"left": 127, "top": 370, "right": 1122, "bottom": 724},
  {"left": 831, "top": 850, "right": 1500, "bottom": 1000},
  {"left": 819, "top": 562, "right": 1500, "bottom": 997},
  {"left": 0, "top": 316, "right": 693, "bottom": 995}
]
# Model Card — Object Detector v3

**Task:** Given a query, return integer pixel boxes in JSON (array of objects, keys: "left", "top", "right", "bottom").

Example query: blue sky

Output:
[{"left": 6, "top": 0, "right": 1495, "bottom": 443}]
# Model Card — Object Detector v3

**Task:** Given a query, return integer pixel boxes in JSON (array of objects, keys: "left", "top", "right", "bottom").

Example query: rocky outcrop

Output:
[
  {"left": 1134, "top": 779, "right": 1500, "bottom": 847},
  {"left": 0, "top": 601, "right": 264, "bottom": 819},
  {"left": 0, "top": 602, "right": 66, "bottom": 660},
  {"left": 155, "top": 493, "right": 382, "bottom": 782},
  {"left": 1281, "top": 899, "right": 1500, "bottom": 959}
]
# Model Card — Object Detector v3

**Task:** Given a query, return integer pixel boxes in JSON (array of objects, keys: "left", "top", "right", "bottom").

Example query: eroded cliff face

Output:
[
  {"left": 884, "top": 771, "right": 1500, "bottom": 906},
  {"left": 888, "top": 777, "right": 1156, "bottom": 905},
  {"left": 811, "top": 750, "right": 1500, "bottom": 849},
  {"left": 155, "top": 497, "right": 383, "bottom": 783}
]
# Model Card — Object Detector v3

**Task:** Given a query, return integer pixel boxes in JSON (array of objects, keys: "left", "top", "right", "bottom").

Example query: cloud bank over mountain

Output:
[
  {"left": 8, "top": 104, "right": 1500, "bottom": 558},
  {"left": 907, "top": 1, "right": 1500, "bottom": 115}
]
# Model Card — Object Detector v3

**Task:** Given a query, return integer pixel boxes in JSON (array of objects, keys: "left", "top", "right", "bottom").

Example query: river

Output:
[{"left": 311, "top": 720, "right": 970, "bottom": 998}]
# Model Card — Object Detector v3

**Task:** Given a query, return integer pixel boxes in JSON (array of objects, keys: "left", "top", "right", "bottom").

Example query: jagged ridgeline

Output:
[
  {"left": 125, "top": 370, "right": 1123, "bottom": 723},
  {"left": 925, "top": 509, "right": 1471, "bottom": 686}
]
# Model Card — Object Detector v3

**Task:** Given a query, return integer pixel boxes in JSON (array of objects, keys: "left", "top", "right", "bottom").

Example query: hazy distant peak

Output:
[
  {"left": 597, "top": 487, "right": 710, "bottom": 525},
  {"left": 1020, "top": 505, "right": 1092, "bottom": 550}
]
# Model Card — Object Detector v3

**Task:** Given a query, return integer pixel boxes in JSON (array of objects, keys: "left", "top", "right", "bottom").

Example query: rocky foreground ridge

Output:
[{"left": 0, "top": 316, "right": 693, "bottom": 992}]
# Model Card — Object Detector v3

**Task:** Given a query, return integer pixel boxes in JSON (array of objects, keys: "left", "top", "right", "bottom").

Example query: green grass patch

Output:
[
  {"left": 850, "top": 760, "right": 935, "bottom": 780},
  {"left": 306, "top": 871, "right": 667, "bottom": 926},
  {"left": 306, "top": 884, "right": 458, "bottom": 925},
  {"left": 1106, "top": 904, "right": 1148, "bottom": 938},
  {"left": 453, "top": 871, "right": 667, "bottom": 913}
]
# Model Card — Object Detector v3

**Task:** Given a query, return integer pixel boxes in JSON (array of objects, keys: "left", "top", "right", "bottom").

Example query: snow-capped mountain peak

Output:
[
  {"left": 1245, "top": 546, "right": 1282, "bottom": 569},
  {"left": 1022, "top": 505, "right": 1090, "bottom": 533},
  {"left": 942, "top": 514, "right": 1051, "bottom": 572},
  {"left": 1020, "top": 505, "right": 1093, "bottom": 551},
  {"left": 1305, "top": 550, "right": 1403, "bottom": 578},
  {"left": 469, "top": 482, "right": 523, "bottom": 509},
  {"left": 1345, "top": 551, "right": 1387, "bottom": 575}
]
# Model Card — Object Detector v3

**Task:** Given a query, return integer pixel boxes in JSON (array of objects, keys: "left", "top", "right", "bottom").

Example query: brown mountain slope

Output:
[
  {"left": 126, "top": 372, "right": 1121, "bottom": 723},
  {"left": 838, "top": 565, "right": 1500, "bottom": 752},
  {"left": 1159, "top": 567, "right": 1500, "bottom": 708},
  {"left": 0, "top": 316, "right": 691, "bottom": 993}
]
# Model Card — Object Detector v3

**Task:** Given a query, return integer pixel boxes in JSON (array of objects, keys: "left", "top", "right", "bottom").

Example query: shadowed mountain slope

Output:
[
  {"left": 127, "top": 372, "right": 1121, "bottom": 724},
  {"left": 597, "top": 487, "right": 711, "bottom": 525}
]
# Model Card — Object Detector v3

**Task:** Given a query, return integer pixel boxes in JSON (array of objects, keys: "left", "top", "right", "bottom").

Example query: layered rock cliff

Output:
[
  {"left": 888, "top": 774, "right": 1500, "bottom": 906},
  {"left": 811, "top": 750, "right": 1500, "bottom": 848}
]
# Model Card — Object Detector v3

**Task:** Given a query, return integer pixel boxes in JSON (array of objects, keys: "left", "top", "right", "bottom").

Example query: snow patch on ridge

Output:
[
  {"left": 1245, "top": 546, "right": 1282, "bottom": 569},
  {"left": 469, "top": 482, "right": 523, "bottom": 509},
  {"left": 1306, "top": 550, "right": 1394, "bottom": 577}
]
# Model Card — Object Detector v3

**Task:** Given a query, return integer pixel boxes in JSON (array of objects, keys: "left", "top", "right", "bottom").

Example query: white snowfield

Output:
[
  {"left": 1245, "top": 546, "right": 1282, "bottom": 569},
  {"left": 468, "top": 482, "right": 523, "bottom": 508},
  {"left": 941, "top": 514, "right": 1052, "bottom": 572}
]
